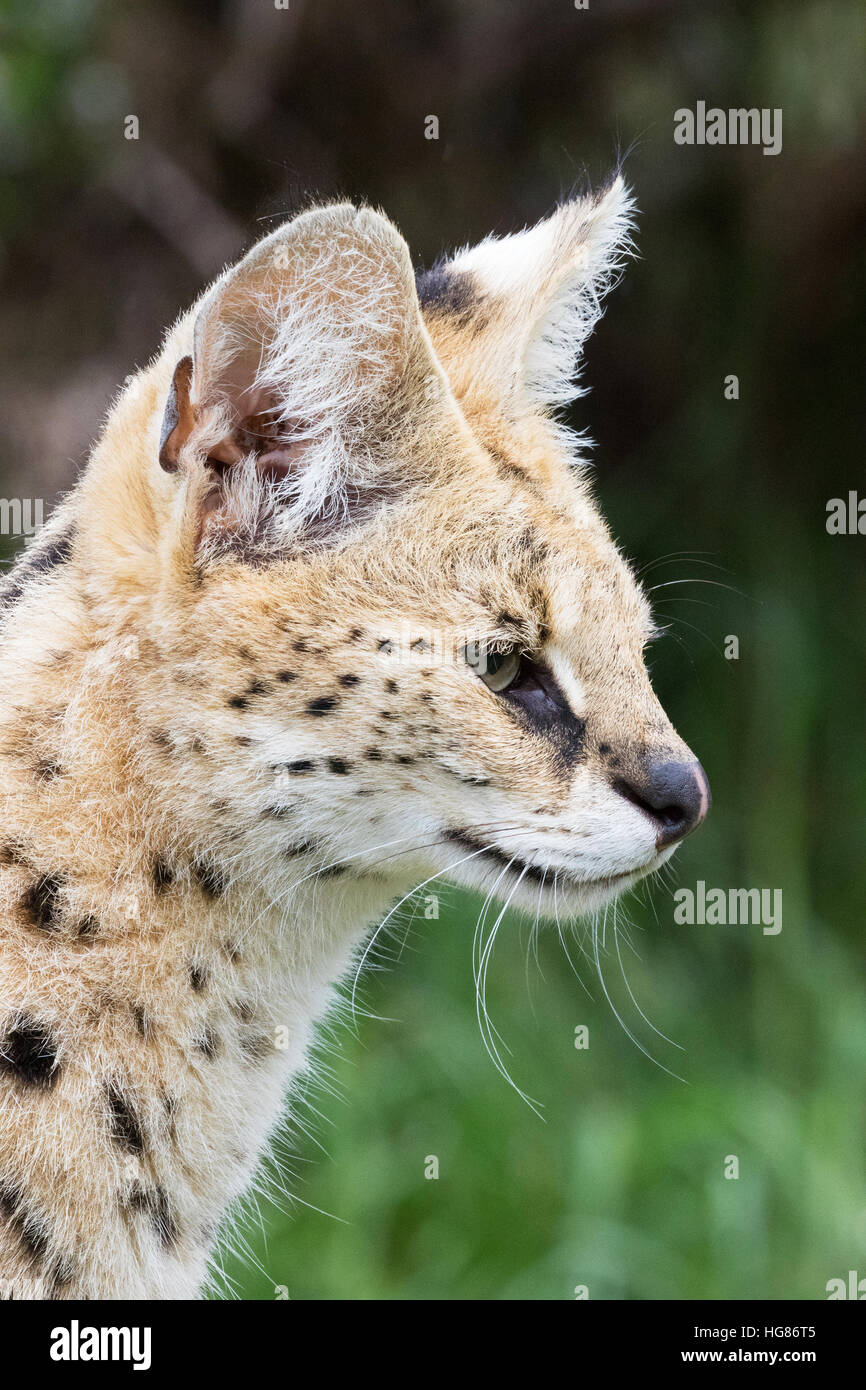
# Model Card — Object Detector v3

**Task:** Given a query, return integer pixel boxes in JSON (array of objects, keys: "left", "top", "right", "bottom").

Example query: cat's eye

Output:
[{"left": 464, "top": 641, "right": 523, "bottom": 693}]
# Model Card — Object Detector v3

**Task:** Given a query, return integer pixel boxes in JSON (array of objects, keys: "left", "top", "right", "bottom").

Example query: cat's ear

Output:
[
  {"left": 158, "top": 203, "right": 451, "bottom": 547},
  {"left": 417, "top": 176, "right": 634, "bottom": 416}
]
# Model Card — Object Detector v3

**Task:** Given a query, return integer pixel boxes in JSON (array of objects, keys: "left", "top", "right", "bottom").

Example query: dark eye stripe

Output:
[{"left": 499, "top": 656, "right": 587, "bottom": 766}]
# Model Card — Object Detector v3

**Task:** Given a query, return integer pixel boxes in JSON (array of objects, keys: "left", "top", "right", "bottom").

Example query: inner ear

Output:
[
  {"left": 159, "top": 354, "right": 304, "bottom": 482},
  {"left": 155, "top": 202, "right": 464, "bottom": 553}
]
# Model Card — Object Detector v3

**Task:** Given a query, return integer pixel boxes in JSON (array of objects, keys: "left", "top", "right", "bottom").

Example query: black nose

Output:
[{"left": 613, "top": 758, "right": 711, "bottom": 848}]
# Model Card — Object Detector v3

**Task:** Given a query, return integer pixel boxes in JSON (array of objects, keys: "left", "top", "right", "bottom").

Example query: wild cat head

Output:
[{"left": 92, "top": 180, "right": 709, "bottom": 920}]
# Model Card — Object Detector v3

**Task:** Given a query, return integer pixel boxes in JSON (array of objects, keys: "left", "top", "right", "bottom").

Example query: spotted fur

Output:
[{"left": 0, "top": 181, "right": 708, "bottom": 1299}]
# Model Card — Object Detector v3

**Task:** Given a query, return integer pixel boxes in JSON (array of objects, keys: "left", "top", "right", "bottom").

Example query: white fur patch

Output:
[{"left": 450, "top": 177, "right": 635, "bottom": 409}]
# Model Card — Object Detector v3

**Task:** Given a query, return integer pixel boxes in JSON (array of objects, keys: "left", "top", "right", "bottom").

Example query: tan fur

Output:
[{"left": 0, "top": 184, "right": 706, "bottom": 1298}]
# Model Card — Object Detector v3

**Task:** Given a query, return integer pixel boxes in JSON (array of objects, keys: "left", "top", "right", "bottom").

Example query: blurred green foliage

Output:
[{"left": 1, "top": 0, "right": 864, "bottom": 1299}]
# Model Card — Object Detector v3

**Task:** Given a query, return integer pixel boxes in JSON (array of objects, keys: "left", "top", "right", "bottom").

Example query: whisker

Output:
[
  {"left": 349, "top": 834, "right": 529, "bottom": 1023},
  {"left": 591, "top": 899, "right": 685, "bottom": 1083},
  {"left": 614, "top": 900, "right": 683, "bottom": 1052},
  {"left": 648, "top": 576, "right": 751, "bottom": 599},
  {"left": 654, "top": 612, "right": 731, "bottom": 661},
  {"left": 554, "top": 871, "right": 594, "bottom": 999},
  {"left": 474, "top": 862, "right": 544, "bottom": 1118},
  {"left": 636, "top": 549, "right": 720, "bottom": 577}
]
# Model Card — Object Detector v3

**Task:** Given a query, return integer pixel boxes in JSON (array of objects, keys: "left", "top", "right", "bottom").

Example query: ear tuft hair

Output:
[
  {"left": 426, "top": 175, "right": 636, "bottom": 414},
  {"left": 521, "top": 178, "right": 636, "bottom": 408}
]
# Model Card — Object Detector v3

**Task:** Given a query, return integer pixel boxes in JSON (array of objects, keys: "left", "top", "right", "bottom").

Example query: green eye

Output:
[{"left": 464, "top": 642, "right": 523, "bottom": 693}]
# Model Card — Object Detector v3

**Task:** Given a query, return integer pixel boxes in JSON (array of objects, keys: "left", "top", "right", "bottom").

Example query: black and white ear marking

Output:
[{"left": 423, "top": 175, "right": 635, "bottom": 413}]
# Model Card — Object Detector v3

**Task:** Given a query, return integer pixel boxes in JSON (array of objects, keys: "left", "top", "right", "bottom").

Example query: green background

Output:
[{"left": 1, "top": 0, "right": 864, "bottom": 1299}]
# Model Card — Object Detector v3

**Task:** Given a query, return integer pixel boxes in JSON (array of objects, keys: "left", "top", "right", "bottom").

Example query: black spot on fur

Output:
[
  {"left": 188, "top": 961, "right": 209, "bottom": 993},
  {"left": 232, "top": 999, "right": 255, "bottom": 1023},
  {"left": 0, "top": 839, "right": 27, "bottom": 867},
  {"left": 34, "top": 758, "right": 64, "bottom": 783},
  {"left": 349, "top": 627, "right": 364, "bottom": 641},
  {"left": 384, "top": 678, "right": 398, "bottom": 694},
  {"left": 147, "top": 1186, "right": 179, "bottom": 1248},
  {"left": 21, "top": 873, "right": 64, "bottom": 932},
  {"left": 318, "top": 863, "right": 349, "bottom": 879},
  {"left": 276, "top": 670, "right": 297, "bottom": 683},
  {"left": 75, "top": 914, "right": 100, "bottom": 938},
  {"left": 0, "top": 1180, "right": 53, "bottom": 1265},
  {"left": 106, "top": 1081, "right": 146, "bottom": 1156},
  {"left": 245, "top": 678, "right": 270, "bottom": 697},
  {"left": 195, "top": 1026, "right": 219, "bottom": 1059},
  {"left": 284, "top": 759, "right": 315, "bottom": 774},
  {"left": 0, "top": 525, "right": 75, "bottom": 610},
  {"left": 0, "top": 1018, "right": 60, "bottom": 1088},
  {"left": 394, "top": 755, "right": 414, "bottom": 765},
  {"left": 123, "top": 1182, "right": 179, "bottom": 1249},
  {"left": 152, "top": 858, "right": 174, "bottom": 892},
  {"left": 49, "top": 1253, "right": 76, "bottom": 1296},
  {"left": 149, "top": 729, "right": 172, "bottom": 751},
  {"left": 131, "top": 1005, "right": 152, "bottom": 1039},
  {"left": 192, "top": 858, "right": 225, "bottom": 899},
  {"left": 306, "top": 695, "right": 338, "bottom": 716},
  {"left": 599, "top": 743, "right": 611, "bottom": 756},
  {"left": 365, "top": 748, "right": 383, "bottom": 761},
  {"left": 327, "top": 758, "right": 351, "bottom": 774},
  {"left": 377, "top": 639, "right": 393, "bottom": 653},
  {"left": 339, "top": 673, "right": 361, "bottom": 688},
  {"left": 285, "top": 840, "right": 315, "bottom": 857},
  {"left": 240, "top": 1031, "right": 273, "bottom": 1062},
  {"left": 228, "top": 695, "right": 248, "bottom": 710}
]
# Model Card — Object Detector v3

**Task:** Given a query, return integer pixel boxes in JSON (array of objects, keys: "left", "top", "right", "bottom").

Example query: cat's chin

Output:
[{"left": 440, "top": 843, "right": 671, "bottom": 919}]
